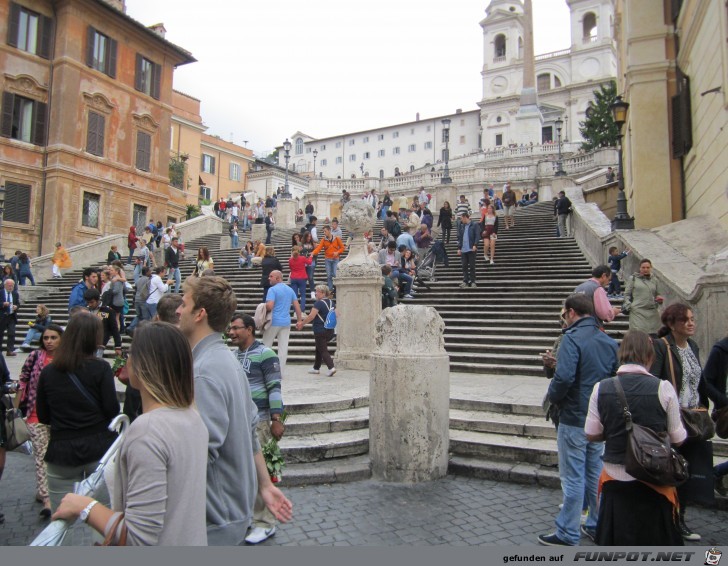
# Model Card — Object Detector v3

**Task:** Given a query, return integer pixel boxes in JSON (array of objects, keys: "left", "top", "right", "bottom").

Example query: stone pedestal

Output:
[
  {"left": 370, "top": 305, "right": 450, "bottom": 482},
  {"left": 219, "top": 235, "right": 231, "bottom": 250},
  {"left": 334, "top": 200, "right": 382, "bottom": 370},
  {"left": 251, "top": 223, "right": 267, "bottom": 243},
  {"left": 435, "top": 184, "right": 457, "bottom": 217},
  {"left": 276, "top": 199, "right": 297, "bottom": 230}
]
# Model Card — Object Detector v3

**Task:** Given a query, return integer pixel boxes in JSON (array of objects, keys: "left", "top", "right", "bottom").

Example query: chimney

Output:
[
  {"left": 416, "top": 112, "right": 420, "bottom": 121},
  {"left": 101, "top": 0, "right": 126, "bottom": 12},
  {"left": 148, "top": 23, "right": 167, "bottom": 38},
  {"left": 455, "top": 108, "right": 463, "bottom": 114}
]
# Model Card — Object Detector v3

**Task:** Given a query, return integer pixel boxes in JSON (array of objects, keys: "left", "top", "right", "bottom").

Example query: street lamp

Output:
[
  {"left": 441, "top": 118, "right": 452, "bottom": 184},
  {"left": 313, "top": 149, "right": 318, "bottom": 176},
  {"left": 554, "top": 117, "right": 566, "bottom": 176},
  {"left": 0, "top": 184, "right": 5, "bottom": 262},
  {"left": 282, "top": 138, "right": 292, "bottom": 199},
  {"left": 609, "top": 95, "right": 635, "bottom": 230}
]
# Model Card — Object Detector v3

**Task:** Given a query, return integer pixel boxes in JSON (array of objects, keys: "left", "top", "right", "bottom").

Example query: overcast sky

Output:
[{"left": 124, "top": 0, "right": 571, "bottom": 156}]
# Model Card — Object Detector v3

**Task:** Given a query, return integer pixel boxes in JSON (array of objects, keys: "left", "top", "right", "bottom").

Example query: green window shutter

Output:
[
  {"left": 86, "top": 26, "right": 95, "bottom": 67},
  {"left": 32, "top": 100, "right": 47, "bottom": 146},
  {"left": 7, "top": 2, "right": 20, "bottom": 48},
  {"left": 152, "top": 62, "right": 161, "bottom": 100},
  {"left": 134, "top": 53, "right": 143, "bottom": 91},
  {"left": 1, "top": 92, "right": 15, "bottom": 138},
  {"left": 39, "top": 14, "right": 53, "bottom": 59},
  {"left": 107, "top": 37, "right": 117, "bottom": 78},
  {"left": 4, "top": 181, "right": 31, "bottom": 224}
]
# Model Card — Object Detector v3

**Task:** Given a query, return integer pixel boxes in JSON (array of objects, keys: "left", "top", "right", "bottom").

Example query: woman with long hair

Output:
[
  {"left": 650, "top": 303, "right": 718, "bottom": 541},
  {"left": 239, "top": 241, "right": 255, "bottom": 269},
  {"left": 301, "top": 231, "right": 316, "bottom": 298},
  {"left": 260, "top": 246, "right": 283, "bottom": 302},
  {"left": 53, "top": 322, "right": 208, "bottom": 545},
  {"left": 289, "top": 245, "right": 312, "bottom": 312},
  {"left": 480, "top": 204, "right": 499, "bottom": 264},
  {"left": 438, "top": 201, "right": 453, "bottom": 244},
  {"left": 36, "top": 313, "right": 119, "bottom": 510},
  {"left": 195, "top": 246, "right": 214, "bottom": 276},
  {"left": 291, "top": 232, "right": 302, "bottom": 248},
  {"left": 17, "top": 324, "right": 64, "bottom": 518},
  {"left": 586, "top": 331, "right": 686, "bottom": 545}
]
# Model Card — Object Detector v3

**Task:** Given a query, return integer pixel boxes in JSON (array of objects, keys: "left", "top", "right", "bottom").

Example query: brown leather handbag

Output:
[{"left": 612, "top": 377, "right": 689, "bottom": 487}]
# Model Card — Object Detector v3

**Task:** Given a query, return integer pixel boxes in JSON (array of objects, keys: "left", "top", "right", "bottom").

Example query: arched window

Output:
[
  {"left": 583, "top": 12, "right": 597, "bottom": 42},
  {"left": 537, "top": 73, "right": 551, "bottom": 92},
  {"left": 494, "top": 34, "right": 506, "bottom": 59},
  {"left": 554, "top": 75, "right": 562, "bottom": 88},
  {"left": 379, "top": 169, "right": 384, "bottom": 179},
  {"left": 394, "top": 167, "right": 400, "bottom": 177},
  {"left": 410, "top": 165, "right": 415, "bottom": 172},
  {"left": 295, "top": 137, "right": 303, "bottom": 155}
]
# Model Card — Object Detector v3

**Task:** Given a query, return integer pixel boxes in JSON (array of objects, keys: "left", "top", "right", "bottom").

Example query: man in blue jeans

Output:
[{"left": 539, "top": 293, "right": 618, "bottom": 546}]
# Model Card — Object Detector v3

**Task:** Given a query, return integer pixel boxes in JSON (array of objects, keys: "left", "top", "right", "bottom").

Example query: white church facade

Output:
[{"left": 280, "top": 0, "right": 617, "bottom": 180}]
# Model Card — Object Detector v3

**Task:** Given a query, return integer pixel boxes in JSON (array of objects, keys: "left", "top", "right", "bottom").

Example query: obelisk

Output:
[{"left": 514, "top": 0, "right": 543, "bottom": 144}]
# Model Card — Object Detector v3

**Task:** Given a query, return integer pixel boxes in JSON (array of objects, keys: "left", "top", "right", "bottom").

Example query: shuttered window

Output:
[
  {"left": 86, "top": 27, "right": 117, "bottom": 78},
  {"left": 202, "top": 154, "right": 215, "bottom": 174},
  {"left": 7, "top": 2, "right": 52, "bottom": 58},
  {"left": 86, "top": 111, "right": 105, "bottom": 156},
  {"left": 136, "top": 131, "right": 152, "bottom": 172},
  {"left": 3, "top": 181, "right": 31, "bottom": 224},
  {"left": 1, "top": 91, "right": 47, "bottom": 145},
  {"left": 671, "top": 74, "right": 693, "bottom": 159},
  {"left": 134, "top": 54, "right": 161, "bottom": 100},
  {"left": 82, "top": 191, "right": 100, "bottom": 228}
]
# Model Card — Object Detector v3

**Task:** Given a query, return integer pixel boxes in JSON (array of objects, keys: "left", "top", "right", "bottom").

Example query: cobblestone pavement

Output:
[{"left": 2, "top": 451, "right": 726, "bottom": 547}]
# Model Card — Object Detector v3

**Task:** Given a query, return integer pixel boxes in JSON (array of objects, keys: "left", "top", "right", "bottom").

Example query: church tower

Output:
[{"left": 479, "top": 0, "right": 524, "bottom": 101}]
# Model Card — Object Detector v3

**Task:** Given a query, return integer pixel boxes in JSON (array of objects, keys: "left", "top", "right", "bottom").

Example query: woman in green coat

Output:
[{"left": 622, "top": 259, "right": 664, "bottom": 335}]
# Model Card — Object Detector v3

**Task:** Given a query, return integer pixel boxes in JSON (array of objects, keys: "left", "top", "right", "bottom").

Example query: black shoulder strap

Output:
[
  {"left": 67, "top": 372, "right": 102, "bottom": 412},
  {"left": 611, "top": 376, "right": 633, "bottom": 432}
]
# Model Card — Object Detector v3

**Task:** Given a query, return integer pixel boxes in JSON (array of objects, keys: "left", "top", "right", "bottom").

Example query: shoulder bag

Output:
[
  {"left": 661, "top": 337, "right": 715, "bottom": 442},
  {"left": 2, "top": 394, "right": 31, "bottom": 451},
  {"left": 712, "top": 406, "right": 728, "bottom": 439},
  {"left": 612, "top": 376, "right": 689, "bottom": 487}
]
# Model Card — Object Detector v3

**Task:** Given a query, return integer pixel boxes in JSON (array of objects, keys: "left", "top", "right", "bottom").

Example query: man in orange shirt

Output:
[{"left": 312, "top": 225, "right": 345, "bottom": 291}]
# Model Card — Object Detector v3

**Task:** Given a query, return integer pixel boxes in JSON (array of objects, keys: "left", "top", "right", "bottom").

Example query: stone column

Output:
[
  {"left": 275, "top": 198, "right": 297, "bottom": 230},
  {"left": 369, "top": 305, "right": 450, "bottom": 482},
  {"left": 334, "top": 200, "right": 382, "bottom": 370},
  {"left": 251, "top": 223, "right": 267, "bottom": 243}
]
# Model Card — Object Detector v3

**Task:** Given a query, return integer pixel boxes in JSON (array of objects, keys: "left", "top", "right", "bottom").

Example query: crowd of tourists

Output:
[{"left": 539, "top": 260, "right": 728, "bottom": 547}]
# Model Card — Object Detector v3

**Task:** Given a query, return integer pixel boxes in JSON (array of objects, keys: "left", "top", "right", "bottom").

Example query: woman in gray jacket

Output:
[{"left": 622, "top": 259, "right": 664, "bottom": 335}]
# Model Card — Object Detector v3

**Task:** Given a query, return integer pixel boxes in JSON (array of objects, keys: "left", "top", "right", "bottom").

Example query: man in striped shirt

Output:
[
  {"left": 229, "top": 312, "right": 284, "bottom": 545},
  {"left": 455, "top": 195, "right": 471, "bottom": 232}
]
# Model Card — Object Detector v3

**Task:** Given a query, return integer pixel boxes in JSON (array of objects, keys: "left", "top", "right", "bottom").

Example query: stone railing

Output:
[
  {"left": 30, "top": 212, "right": 226, "bottom": 282},
  {"left": 535, "top": 48, "right": 571, "bottom": 61}
]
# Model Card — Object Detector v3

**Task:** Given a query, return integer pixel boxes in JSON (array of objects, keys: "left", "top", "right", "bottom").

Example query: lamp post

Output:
[
  {"left": 360, "top": 162, "right": 365, "bottom": 178},
  {"left": 313, "top": 149, "right": 318, "bottom": 176},
  {"left": 610, "top": 95, "right": 635, "bottom": 230},
  {"left": 554, "top": 117, "right": 566, "bottom": 176},
  {"left": 0, "top": 184, "right": 5, "bottom": 262},
  {"left": 441, "top": 118, "right": 452, "bottom": 184},
  {"left": 282, "top": 138, "right": 292, "bottom": 199}
]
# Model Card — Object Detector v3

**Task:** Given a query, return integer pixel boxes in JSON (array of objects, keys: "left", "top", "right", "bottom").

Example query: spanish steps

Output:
[{"left": 10, "top": 201, "right": 727, "bottom": 500}]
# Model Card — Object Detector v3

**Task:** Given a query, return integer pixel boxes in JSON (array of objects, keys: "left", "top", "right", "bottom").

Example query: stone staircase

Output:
[{"left": 14, "top": 203, "right": 726, "bottom": 501}]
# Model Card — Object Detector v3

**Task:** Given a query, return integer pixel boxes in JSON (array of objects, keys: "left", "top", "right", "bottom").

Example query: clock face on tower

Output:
[{"left": 491, "top": 76, "right": 508, "bottom": 93}]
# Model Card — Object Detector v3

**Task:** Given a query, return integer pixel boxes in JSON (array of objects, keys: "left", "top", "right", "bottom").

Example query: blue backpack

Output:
[{"left": 318, "top": 299, "right": 337, "bottom": 330}]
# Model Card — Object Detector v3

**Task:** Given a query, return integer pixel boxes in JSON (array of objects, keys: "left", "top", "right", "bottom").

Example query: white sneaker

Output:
[
  {"left": 326, "top": 368, "right": 337, "bottom": 377},
  {"left": 308, "top": 369, "right": 320, "bottom": 374},
  {"left": 490, "top": 259, "right": 494, "bottom": 265},
  {"left": 245, "top": 526, "right": 276, "bottom": 545}
]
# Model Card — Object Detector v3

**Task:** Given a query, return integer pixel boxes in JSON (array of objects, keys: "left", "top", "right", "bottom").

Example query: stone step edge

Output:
[
  {"left": 448, "top": 455, "right": 560, "bottom": 489},
  {"left": 280, "top": 455, "right": 372, "bottom": 487}
]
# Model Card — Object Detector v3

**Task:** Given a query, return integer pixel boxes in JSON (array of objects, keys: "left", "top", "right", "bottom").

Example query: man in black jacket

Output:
[
  {"left": 554, "top": 191, "right": 572, "bottom": 238},
  {"left": 165, "top": 237, "right": 182, "bottom": 293},
  {"left": 0, "top": 279, "right": 20, "bottom": 356},
  {"left": 83, "top": 288, "right": 121, "bottom": 356},
  {"left": 456, "top": 213, "right": 480, "bottom": 288}
]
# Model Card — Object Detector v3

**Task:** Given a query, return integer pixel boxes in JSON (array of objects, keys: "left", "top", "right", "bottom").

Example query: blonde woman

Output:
[
  {"left": 51, "top": 242, "right": 72, "bottom": 279},
  {"left": 53, "top": 322, "right": 208, "bottom": 545}
]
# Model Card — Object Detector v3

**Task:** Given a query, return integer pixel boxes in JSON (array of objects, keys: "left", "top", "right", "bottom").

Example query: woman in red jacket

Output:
[
  {"left": 127, "top": 226, "right": 139, "bottom": 265},
  {"left": 289, "top": 245, "right": 313, "bottom": 312}
]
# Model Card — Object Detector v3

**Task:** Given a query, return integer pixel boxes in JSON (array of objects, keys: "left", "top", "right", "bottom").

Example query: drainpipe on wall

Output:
[{"left": 38, "top": 3, "right": 58, "bottom": 257}]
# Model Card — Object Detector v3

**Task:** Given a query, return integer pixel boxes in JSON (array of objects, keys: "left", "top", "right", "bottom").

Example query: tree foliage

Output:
[
  {"left": 169, "top": 155, "right": 187, "bottom": 189},
  {"left": 579, "top": 81, "right": 619, "bottom": 151}
]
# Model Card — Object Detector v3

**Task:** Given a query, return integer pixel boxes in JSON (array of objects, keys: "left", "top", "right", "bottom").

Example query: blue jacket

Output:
[
  {"left": 68, "top": 282, "right": 88, "bottom": 311},
  {"left": 457, "top": 221, "right": 481, "bottom": 251},
  {"left": 608, "top": 251, "right": 628, "bottom": 272},
  {"left": 547, "top": 316, "right": 618, "bottom": 427}
]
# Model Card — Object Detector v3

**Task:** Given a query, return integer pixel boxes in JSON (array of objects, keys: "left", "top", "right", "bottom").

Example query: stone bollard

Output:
[
  {"left": 275, "top": 199, "right": 297, "bottom": 230},
  {"left": 369, "top": 305, "right": 450, "bottom": 482},
  {"left": 334, "top": 200, "right": 382, "bottom": 370},
  {"left": 251, "top": 223, "right": 267, "bottom": 243}
]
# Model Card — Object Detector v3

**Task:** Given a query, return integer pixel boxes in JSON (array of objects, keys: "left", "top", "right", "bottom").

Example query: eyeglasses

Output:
[{"left": 228, "top": 325, "right": 248, "bottom": 332}]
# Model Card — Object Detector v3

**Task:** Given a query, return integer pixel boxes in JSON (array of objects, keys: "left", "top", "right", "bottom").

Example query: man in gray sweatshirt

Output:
[{"left": 177, "top": 276, "right": 292, "bottom": 545}]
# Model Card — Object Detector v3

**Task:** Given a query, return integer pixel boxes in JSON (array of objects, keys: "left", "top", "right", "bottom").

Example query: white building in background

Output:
[{"left": 280, "top": 0, "right": 616, "bottom": 180}]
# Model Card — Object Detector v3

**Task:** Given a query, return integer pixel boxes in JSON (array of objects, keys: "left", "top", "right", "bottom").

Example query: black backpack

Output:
[{"left": 390, "top": 221, "right": 402, "bottom": 238}]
